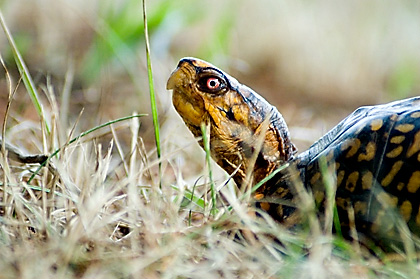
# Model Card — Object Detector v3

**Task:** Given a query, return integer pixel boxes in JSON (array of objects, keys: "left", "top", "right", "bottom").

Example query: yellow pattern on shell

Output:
[
  {"left": 395, "top": 123, "right": 415, "bottom": 133},
  {"left": 341, "top": 138, "right": 361, "bottom": 158},
  {"left": 370, "top": 119, "right": 383, "bottom": 131},
  {"left": 361, "top": 171, "right": 373, "bottom": 190},
  {"left": 407, "top": 171, "right": 420, "bottom": 193},
  {"left": 386, "top": 146, "right": 403, "bottom": 158},
  {"left": 310, "top": 172, "right": 321, "bottom": 185},
  {"left": 390, "top": 135, "right": 405, "bottom": 144},
  {"left": 346, "top": 171, "right": 359, "bottom": 192},
  {"left": 358, "top": 142, "right": 376, "bottom": 161},
  {"left": 381, "top": 160, "right": 403, "bottom": 187},
  {"left": 397, "top": 182, "right": 405, "bottom": 191},
  {"left": 416, "top": 206, "right": 420, "bottom": 226},
  {"left": 410, "top": 111, "right": 420, "bottom": 118},
  {"left": 337, "top": 170, "right": 345, "bottom": 187},
  {"left": 407, "top": 131, "right": 420, "bottom": 158},
  {"left": 354, "top": 201, "right": 367, "bottom": 215},
  {"left": 400, "top": 200, "right": 413, "bottom": 222}
]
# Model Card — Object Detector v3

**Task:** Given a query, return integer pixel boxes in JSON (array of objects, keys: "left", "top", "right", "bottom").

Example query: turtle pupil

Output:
[{"left": 207, "top": 78, "right": 219, "bottom": 89}]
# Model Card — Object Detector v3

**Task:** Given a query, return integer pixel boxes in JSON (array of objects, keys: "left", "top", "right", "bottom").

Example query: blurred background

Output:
[{"left": 0, "top": 0, "right": 419, "bottom": 179}]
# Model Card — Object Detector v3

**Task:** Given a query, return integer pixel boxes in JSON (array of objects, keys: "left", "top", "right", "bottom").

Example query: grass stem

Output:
[
  {"left": 142, "top": 0, "right": 162, "bottom": 187},
  {"left": 201, "top": 123, "right": 217, "bottom": 216},
  {"left": 0, "top": 10, "right": 50, "bottom": 133},
  {"left": 27, "top": 114, "right": 146, "bottom": 184}
]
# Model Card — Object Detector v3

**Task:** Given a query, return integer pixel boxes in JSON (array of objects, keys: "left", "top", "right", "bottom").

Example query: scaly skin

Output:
[
  {"left": 167, "top": 57, "right": 420, "bottom": 253},
  {"left": 167, "top": 57, "right": 296, "bottom": 189}
]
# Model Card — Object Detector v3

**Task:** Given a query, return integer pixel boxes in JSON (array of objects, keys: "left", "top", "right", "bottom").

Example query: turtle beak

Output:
[
  {"left": 167, "top": 66, "right": 187, "bottom": 90},
  {"left": 167, "top": 58, "right": 199, "bottom": 90}
]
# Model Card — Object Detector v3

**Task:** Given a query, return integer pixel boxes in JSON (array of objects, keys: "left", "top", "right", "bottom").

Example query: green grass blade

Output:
[
  {"left": 142, "top": 0, "right": 161, "bottom": 184},
  {"left": 201, "top": 123, "right": 216, "bottom": 216},
  {"left": 188, "top": 179, "right": 200, "bottom": 225},
  {"left": 251, "top": 164, "right": 289, "bottom": 194},
  {"left": 171, "top": 184, "right": 206, "bottom": 210},
  {"left": 0, "top": 10, "right": 50, "bottom": 133},
  {"left": 318, "top": 156, "right": 342, "bottom": 237},
  {"left": 27, "top": 114, "right": 146, "bottom": 184}
]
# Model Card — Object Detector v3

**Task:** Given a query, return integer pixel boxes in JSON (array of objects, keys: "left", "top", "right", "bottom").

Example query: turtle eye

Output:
[
  {"left": 197, "top": 76, "right": 226, "bottom": 94},
  {"left": 206, "top": 78, "right": 220, "bottom": 90}
]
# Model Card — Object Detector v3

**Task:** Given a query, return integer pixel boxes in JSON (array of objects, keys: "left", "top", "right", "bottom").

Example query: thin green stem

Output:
[
  {"left": 142, "top": 0, "right": 161, "bottom": 186},
  {"left": 201, "top": 123, "right": 216, "bottom": 216},
  {"left": 0, "top": 10, "right": 50, "bottom": 133},
  {"left": 27, "top": 114, "right": 146, "bottom": 184}
]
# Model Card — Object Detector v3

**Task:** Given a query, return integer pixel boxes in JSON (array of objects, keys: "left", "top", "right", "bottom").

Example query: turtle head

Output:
[
  {"left": 167, "top": 57, "right": 242, "bottom": 129},
  {"left": 167, "top": 57, "right": 296, "bottom": 187}
]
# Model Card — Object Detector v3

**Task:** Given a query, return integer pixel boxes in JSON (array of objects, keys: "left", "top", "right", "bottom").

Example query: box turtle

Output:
[{"left": 167, "top": 57, "right": 420, "bottom": 253}]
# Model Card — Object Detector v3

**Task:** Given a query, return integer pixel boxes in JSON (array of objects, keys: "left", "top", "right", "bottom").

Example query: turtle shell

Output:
[{"left": 264, "top": 97, "right": 420, "bottom": 251}]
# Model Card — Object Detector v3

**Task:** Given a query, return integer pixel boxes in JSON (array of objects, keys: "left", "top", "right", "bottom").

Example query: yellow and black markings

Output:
[{"left": 296, "top": 104, "right": 420, "bottom": 250}]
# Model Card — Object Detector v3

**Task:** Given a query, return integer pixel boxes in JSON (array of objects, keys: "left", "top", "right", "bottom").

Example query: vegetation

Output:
[{"left": 0, "top": 0, "right": 419, "bottom": 278}]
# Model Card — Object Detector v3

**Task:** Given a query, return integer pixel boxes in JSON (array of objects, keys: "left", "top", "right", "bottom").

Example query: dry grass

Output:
[
  {"left": 0, "top": 0, "right": 420, "bottom": 278},
  {"left": 0, "top": 83, "right": 346, "bottom": 278},
  {"left": 0, "top": 113, "right": 416, "bottom": 278}
]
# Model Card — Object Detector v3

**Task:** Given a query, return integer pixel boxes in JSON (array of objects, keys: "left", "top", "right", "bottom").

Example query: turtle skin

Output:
[{"left": 167, "top": 57, "right": 420, "bottom": 253}]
